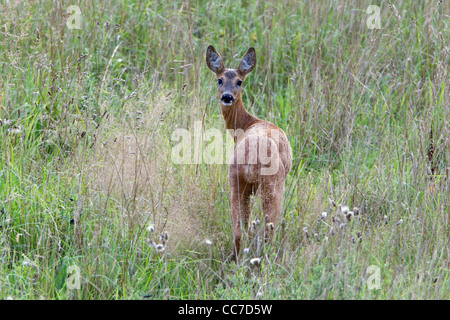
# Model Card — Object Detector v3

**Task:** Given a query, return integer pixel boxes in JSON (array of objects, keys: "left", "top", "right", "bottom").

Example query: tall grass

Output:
[{"left": 0, "top": 0, "right": 449, "bottom": 299}]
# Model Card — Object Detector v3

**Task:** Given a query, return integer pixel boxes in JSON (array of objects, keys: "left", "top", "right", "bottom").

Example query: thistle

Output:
[
  {"left": 146, "top": 224, "right": 155, "bottom": 233},
  {"left": 250, "top": 257, "right": 261, "bottom": 267}
]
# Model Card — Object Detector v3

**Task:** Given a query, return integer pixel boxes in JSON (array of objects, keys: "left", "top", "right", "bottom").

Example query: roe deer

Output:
[{"left": 206, "top": 45, "right": 293, "bottom": 261}]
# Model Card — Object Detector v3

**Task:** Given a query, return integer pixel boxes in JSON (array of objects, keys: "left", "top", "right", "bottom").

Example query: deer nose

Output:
[{"left": 221, "top": 94, "right": 234, "bottom": 104}]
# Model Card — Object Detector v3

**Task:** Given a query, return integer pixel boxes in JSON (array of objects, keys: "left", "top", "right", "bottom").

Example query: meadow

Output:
[{"left": 0, "top": 0, "right": 449, "bottom": 299}]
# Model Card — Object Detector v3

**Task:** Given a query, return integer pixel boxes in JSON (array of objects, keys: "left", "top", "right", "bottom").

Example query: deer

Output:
[{"left": 206, "top": 45, "right": 293, "bottom": 261}]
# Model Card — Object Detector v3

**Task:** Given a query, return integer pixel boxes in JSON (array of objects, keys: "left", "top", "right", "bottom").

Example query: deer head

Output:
[{"left": 206, "top": 45, "right": 256, "bottom": 107}]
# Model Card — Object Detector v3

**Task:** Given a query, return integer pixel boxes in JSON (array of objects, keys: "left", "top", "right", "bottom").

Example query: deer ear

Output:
[
  {"left": 206, "top": 45, "right": 224, "bottom": 74},
  {"left": 237, "top": 47, "right": 256, "bottom": 76}
]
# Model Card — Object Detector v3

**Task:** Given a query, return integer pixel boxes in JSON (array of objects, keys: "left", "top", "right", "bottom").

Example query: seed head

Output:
[
  {"left": 346, "top": 211, "right": 354, "bottom": 221},
  {"left": 340, "top": 205, "right": 350, "bottom": 215},
  {"left": 266, "top": 222, "right": 274, "bottom": 231},
  {"left": 155, "top": 244, "right": 165, "bottom": 253},
  {"left": 250, "top": 257, "right": 261, "bottom": 267},
  {"left": 8, "top": 127, "right": 22, "bottom": 134},
  {"left": 146, "top": 224, "right": 155, "bottom": 233}
]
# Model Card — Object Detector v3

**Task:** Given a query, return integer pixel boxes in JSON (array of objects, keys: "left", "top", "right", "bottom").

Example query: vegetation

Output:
[{"left": 0, "top": 0, "right": 448, "bottom": 299}]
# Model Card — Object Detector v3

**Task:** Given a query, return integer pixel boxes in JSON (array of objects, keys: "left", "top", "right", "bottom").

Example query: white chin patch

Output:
[{"left": 221, "top": 102, "right": 233, "bottom": 106}]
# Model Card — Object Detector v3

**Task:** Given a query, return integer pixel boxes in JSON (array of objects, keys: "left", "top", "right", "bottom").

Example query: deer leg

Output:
[
  {"left": 230, "top": 179, "right": 252, "bottom": 261},
  {"left": 261, "top": 167, "right": 286, "bottom": 242}
]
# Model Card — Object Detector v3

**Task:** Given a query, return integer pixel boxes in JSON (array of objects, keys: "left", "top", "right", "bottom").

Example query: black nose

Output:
[{"left": 221, "top": 94, "right": 234, "bottom": 104}]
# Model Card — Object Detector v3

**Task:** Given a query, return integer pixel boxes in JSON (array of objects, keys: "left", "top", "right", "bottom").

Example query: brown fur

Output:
[{"left": 206, "top": 45, "right": 293, "bottom": 261}]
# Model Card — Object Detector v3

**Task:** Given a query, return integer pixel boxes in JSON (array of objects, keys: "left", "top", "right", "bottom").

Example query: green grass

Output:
[{"left": 0, "top": 0, "right": 449, "bottom": 299}]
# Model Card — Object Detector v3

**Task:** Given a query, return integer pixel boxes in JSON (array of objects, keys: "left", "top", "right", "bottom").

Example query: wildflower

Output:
[
  {"left": 250, "top": 257, "right": 261, "bottom": 267},
  {"left": 243, "top": 248, "right": 250, "bottom": 254},
  {"left": 0, "top": 119, "right": 12, "bottom": 126},
  {"left": 266, "top": 222, "right": 274, "bottom": 231},
  {"left": 340, "top": 205, "right": 349, "bottom": 215},
  {"left": 22, "top": 260, "right": 38, "bottom": 269},
  {"left": 321, "top": 211, "right": 328, "bottom": 219},
  {"left": 204, "top": 239, "right": 212, "bottom": 245},
  {"left": 313, "top": 233, "right": 319, "bottom": 242},
  {"left": 146, "top": 224, "right": 155, "bottom": 233},
  {"left": 8, "top": 126, "right": 22, "bottom": 134},
  {"left": 155, "top": 243, "right": 165, "bottom": 253},
  {"left": 303, "top": 227, "right": 309, "bottom": 239},
  {"left": 346, "top": 211, "right": 354, "bottom": 221},
  {"left": 255, "top": 290, "right": 264, "bottom": 299}
]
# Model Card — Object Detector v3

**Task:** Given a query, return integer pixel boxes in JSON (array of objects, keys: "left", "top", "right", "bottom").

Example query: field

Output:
[{"left": 0, "top": 0, "right": 449, "bottom": 299}]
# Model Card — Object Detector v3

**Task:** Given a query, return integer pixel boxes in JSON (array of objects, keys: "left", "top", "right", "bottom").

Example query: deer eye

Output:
[
  {"left": 217, "top": 79, "right": 223, "bottom": 85},
  {"left": 236, "top": 80, "right": 242, "bottom": 87}
]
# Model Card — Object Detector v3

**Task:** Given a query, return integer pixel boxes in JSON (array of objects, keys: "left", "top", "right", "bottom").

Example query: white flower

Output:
[
  {"left": 205, "top": 239, "right": 213, "bottom": 245},
  {"left": 155, "top": 244, "right": 165, "bottom": 253},
  {"left": 146, "top": 224, "right": 155, "bottom": 233},
  {"left": 250, "top": 257, "right": 261, "bottom": 266},
  {"left": 321, "top": 212, "right": 328, "bottom": 218},
  {"left": 340, "top": 206, "right": 349, "bottom": 214},
  {"left": 8, "top": 127, "right": 22, "bottom": 134},
  {"left": 346, "top": 211, "right": 354, "bottom": 221},
  {"left": 255, "top": 290, "right": 264, "bottom": 299}
]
